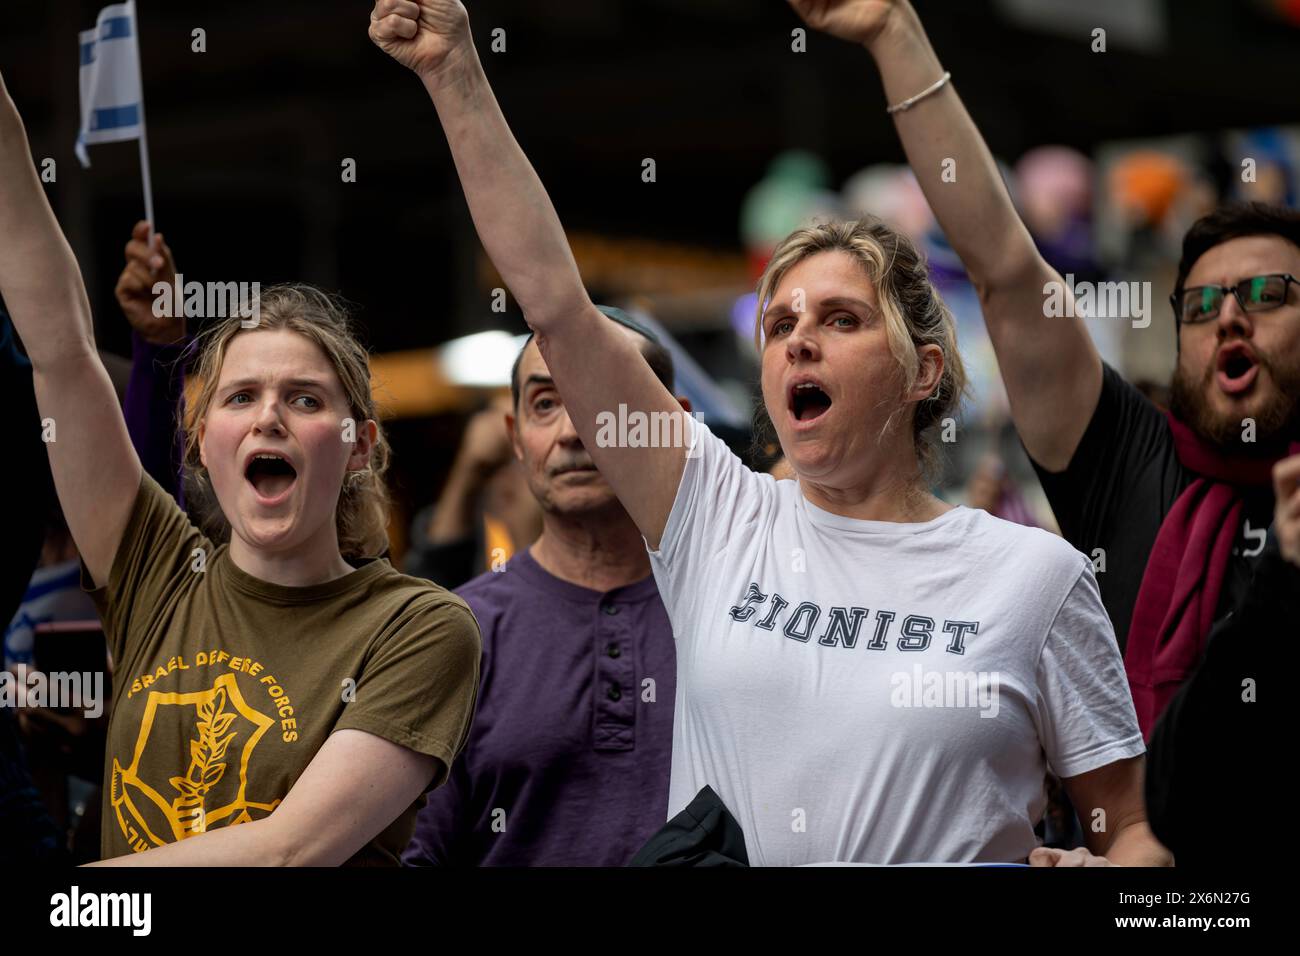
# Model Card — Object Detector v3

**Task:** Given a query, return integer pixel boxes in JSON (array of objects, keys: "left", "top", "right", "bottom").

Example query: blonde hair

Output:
[
  {"left": 181, "top": 283, "right": 392, "bottom": 560},
  {"left": 753, "top": 218, "right": 967, "bottom": 482}
]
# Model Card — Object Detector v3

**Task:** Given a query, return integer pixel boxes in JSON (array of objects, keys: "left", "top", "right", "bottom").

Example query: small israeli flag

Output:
[{"left": 75, "top": 1, "right": 144, "bottom": 168}]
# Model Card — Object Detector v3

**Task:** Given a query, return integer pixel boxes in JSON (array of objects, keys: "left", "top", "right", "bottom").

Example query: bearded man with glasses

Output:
[
  {"left": 1021, "top": 202, "right": 1300, "bottom": 738},
  {"left": 801, "top": 0, "right": 1298, "bottom": 862},
  {"left": 805, "top": 0, "right": 1300, "bottom": 743},
  {"left": 798, "top": 0, "right": 1300, "bottom": 863}
]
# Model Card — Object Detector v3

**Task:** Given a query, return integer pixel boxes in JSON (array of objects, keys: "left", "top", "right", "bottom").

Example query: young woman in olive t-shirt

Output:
[{"left": 0, "top": 73, "right": 479, "bottom": 865}]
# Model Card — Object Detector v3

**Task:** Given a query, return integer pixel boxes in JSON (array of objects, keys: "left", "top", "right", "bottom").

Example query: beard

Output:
[{"left": 1169, "top": 344, "right": 1300, "bottom": 450}]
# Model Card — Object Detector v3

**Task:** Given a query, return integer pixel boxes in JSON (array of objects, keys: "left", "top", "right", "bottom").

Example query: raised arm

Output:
[
  {"left": 790, "top": 0, "right": 1102, "bottom": 471},
  {"left": 369, "top": 0, "right": 687, "bottom": 547},
  {"left": 0, "top": 75, "right": 142, "bottom": 586}
]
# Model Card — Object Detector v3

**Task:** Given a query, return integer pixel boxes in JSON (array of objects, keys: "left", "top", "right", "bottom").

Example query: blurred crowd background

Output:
[{"left": 3, "top": 0, "right": 1300, "bottom": 858}]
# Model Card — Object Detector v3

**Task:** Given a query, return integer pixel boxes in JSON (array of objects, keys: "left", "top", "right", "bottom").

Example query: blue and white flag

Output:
[{"left": 75, "top": 1, "right": 144, "bottom": 168}]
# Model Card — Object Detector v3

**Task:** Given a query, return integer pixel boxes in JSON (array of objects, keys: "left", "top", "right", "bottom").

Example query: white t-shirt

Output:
[{"left": 647, "top": 418, "right": 1144, "bottom": 866}]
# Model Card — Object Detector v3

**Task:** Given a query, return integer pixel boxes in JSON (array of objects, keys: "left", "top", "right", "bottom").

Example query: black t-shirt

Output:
[
  {"left": 1144, "top": 528, "right": 1291, "bottom": 866},
  {"left": 1030, "top": 362, "right": 1276, "bottom": 653}
]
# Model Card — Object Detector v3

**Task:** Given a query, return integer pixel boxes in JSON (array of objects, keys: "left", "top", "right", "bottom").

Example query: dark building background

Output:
[
  {"left": 3, "top": 0, "right": 1299, "bottom": 533},
  {"left": 5, "top": 0, "right": 1299, "bottom": 353}
]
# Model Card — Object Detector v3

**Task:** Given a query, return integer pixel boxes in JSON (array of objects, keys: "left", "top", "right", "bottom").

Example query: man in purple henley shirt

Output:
[{"left": 403, "top": 310, "right": 684, "bottom": 866}]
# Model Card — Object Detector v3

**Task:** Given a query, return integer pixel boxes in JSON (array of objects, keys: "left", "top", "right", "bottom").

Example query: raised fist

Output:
[
  {"left": 787, "top": 0, "right": 904, "bottom": 48},
  {"left": 369, "top": 0, "right": 471, "bottom": 83}
]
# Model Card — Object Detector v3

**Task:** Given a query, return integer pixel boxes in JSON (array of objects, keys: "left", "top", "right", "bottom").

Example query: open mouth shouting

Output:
[
  {"left": 1216, "top": 342, "right": 1259, "bottom": 397},
  {"left": 244, "top": 449, "right": 298, "bottom": 506},
  {"left": 788, "top": 377, "right": 833, "bottom": 428}
]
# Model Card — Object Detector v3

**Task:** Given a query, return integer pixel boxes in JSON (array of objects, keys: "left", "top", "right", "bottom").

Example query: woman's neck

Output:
[
  {"left": 799, "top": 466, "right": 951, "bottom": 524},
  {"left": 227, "top": 528, "right": 356, "bottom": 588}
]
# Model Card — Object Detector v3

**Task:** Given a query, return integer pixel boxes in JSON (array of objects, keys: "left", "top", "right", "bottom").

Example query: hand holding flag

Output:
[{"left": 115, "top": 220, "right": 182, "bottom": 345}]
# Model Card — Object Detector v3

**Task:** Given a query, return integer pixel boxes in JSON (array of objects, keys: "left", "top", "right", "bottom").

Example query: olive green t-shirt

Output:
[{"left": 83, "top": 472, "right": 480, "bottom": 865}]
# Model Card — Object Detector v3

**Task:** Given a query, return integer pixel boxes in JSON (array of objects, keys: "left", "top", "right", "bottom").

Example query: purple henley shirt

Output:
[{"left": 403, "top": 546, "right": 676, "bottom": 866}]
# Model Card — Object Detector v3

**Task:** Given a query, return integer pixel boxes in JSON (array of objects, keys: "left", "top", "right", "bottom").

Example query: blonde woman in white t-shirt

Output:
[{"left": 371, "top": 0, "right": 1172, "bottom": 865}]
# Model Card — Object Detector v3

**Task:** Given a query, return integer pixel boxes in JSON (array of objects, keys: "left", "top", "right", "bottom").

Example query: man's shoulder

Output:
[
  {"left": 1088, "top": 360, "right": 1173, "bottom": 458},
  {"left": 452, "top": 557, "right": 544, "bottom": 631},
  {"left": 1031, "top": 361, "right": 1182, "bottom": 550},
  {"left": 1039, "top": 361, "right": 1169, "bottom": 475},
  {"left": 456, "top": 559, "right": 525, "bottom": 599}
]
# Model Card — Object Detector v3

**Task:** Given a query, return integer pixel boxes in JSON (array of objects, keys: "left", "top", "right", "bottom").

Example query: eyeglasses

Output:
[{"left": 1172, "top": 273, "right": 1298, "bottom": 326}]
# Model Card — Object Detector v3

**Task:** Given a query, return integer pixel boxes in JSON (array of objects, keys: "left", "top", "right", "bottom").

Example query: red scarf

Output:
[{"left": 1125, "top": 413, "right": 1298, "bottom": 738}]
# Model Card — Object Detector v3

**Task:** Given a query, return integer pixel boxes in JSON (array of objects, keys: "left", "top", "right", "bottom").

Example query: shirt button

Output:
[
  {"left": 602, "top": 603, "right": 620, "bottom": 616},
  {"left": 606, "top": 643, "right": 621, "bottom": 659},
  {"left": 607, "top": 685, "right": 622, "bottom": 702}
]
